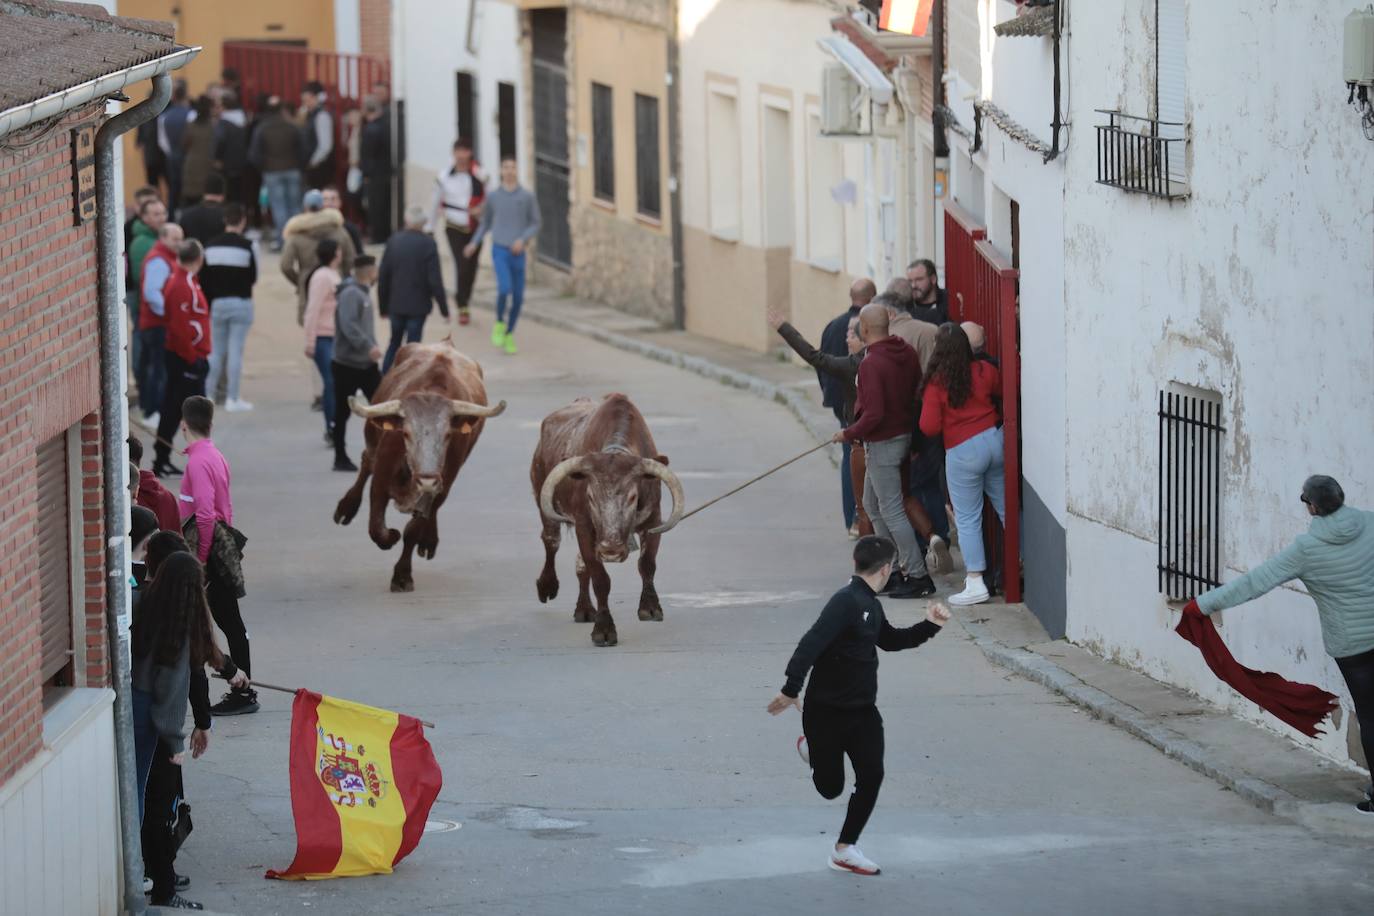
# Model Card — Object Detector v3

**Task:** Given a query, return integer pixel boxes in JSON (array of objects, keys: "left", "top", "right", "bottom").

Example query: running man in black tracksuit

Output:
[{"left": 768, "top": 535, "right": 950, "bottom": 876}]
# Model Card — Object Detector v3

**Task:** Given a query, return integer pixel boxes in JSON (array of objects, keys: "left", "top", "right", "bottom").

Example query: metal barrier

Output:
[
  {"left": 222, "top": 42, "right": 388, "bottom": 198},
  {"left": 943, "top": 204, "right": 1022, "bottom": 602}
]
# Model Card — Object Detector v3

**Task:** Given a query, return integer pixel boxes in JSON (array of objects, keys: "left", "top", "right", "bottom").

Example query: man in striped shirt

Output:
[{"left": 430, "top": 138, "right": 487, "bottom": 325}]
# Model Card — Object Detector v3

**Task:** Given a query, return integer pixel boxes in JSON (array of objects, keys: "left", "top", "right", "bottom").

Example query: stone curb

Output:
[
  {"left": 475, "top": 302, "right": 841, "bottom": 465},
  {"left": 957, "top": 616, "right": 1374, "bottom": 840}
]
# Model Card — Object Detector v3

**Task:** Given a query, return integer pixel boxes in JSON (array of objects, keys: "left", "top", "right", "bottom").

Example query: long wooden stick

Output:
[
  {"left": 215, "top": 675, "right": 437, "bottom": 728},
  {"left": 677, "top": 440, "right": 832, "bottom": 524},
  {"left": 129, "top": 415, "right": 178, "bottom": 455}
]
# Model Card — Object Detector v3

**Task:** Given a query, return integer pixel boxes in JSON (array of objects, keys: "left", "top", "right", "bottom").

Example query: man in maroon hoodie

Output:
[
  {"left": 154, "top": 240, "right": 211, "bottom": 475},
  {"left": 834, "top": 303, "right": 935, "bottom": 599}
]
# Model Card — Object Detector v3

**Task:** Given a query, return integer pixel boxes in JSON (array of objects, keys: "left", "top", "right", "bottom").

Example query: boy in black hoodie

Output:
[{"left": 767, "top": 535, "right": 950, "bottom": 876}]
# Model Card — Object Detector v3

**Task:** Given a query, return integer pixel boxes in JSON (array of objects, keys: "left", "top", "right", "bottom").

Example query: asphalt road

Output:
[{"left": 167, "top": 269, "right": 1373, "bottom": 915}]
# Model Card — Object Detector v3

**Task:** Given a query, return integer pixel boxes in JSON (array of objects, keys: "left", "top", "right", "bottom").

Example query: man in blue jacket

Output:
[{"left": 379, "top": 206, "right": 449, "bottom": 372}]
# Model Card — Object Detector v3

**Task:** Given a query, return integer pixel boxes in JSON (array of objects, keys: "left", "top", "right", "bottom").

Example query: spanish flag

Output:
[
  {"left": 879, "top": 0, "right": 934, "bottom": 36},
  {"left": 267, "top": 691, "right": 442, "bottom": 880}
]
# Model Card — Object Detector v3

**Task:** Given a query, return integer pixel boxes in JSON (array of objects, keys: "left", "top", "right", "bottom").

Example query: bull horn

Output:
[
  {"left": 448, "top": 398, "right": 507, "bottom": 418},
  {"left": 539, "top": 456, "right": 587, "bottom": 524},
  {"left": 643, "top": 459, "right": 686, "bottom": 535},
  {"left": 349, "top": 396, "right": 404, "bottom": 419}
]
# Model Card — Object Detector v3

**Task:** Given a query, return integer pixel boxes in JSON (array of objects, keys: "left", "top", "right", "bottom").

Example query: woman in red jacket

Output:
[{"left": 919, "top": 323, "right": 1005, "bottom": 606}]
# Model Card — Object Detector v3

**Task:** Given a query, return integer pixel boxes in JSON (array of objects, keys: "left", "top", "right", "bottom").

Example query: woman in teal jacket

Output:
[{"left": 1196, "top": 475, "right": 1374, "bottom": 812}]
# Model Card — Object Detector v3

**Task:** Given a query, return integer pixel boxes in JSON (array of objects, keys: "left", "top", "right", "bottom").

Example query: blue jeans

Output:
[
  {"left": 946, "top": 426, "right": 1006, "bottom": 573},
  {"left": 206, "top": 296, "right": 254, "bottom": 402},
  {"left": 384, "top": 315, "right": 426, "bottom": 373},
  {"left": 840, "top": 438, "right": 856, "bottom": 529},
  {"left": 262, "top": 169, "right": 303, "bottom": 246},
  {"left": 136, "top": 326, "right": 166, "bottom": 418},
  {"left": 491, "top": 244, "right": 527, "bottom": 333},
  {"left": 132, "top": 687, "right": 156, "bottom": 823},
  {"left": 312, "top": 336, "right": 335, "bottom": 431}
]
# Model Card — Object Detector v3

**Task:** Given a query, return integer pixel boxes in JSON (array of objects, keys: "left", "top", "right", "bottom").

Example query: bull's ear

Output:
[
  {"left": 569, "top": 470, "right": 589, "bottom": 481},
  {"left": 654, "top": 454, "right": 670, "bottom": 467},
  {"left": 374, "top": 417, "right": 402, "bottom": 432}
]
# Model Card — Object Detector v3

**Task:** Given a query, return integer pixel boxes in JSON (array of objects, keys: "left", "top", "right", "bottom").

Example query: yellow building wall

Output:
[{"left": 117, "top": 0, "right": 337, "bottom": 202}]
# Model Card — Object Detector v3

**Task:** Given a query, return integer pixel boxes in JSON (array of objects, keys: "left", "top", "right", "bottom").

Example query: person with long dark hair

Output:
[
  {"left": 920, "top": 322, "right": 1005, "bottom": 606},
  {"left": 132, "top": 551, "right": 240, "bottom": 909}
]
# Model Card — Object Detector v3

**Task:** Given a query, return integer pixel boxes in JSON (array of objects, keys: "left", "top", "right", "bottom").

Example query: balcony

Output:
[{"left": 1095, "top": 110, "right": 1188, "bottom": 200}]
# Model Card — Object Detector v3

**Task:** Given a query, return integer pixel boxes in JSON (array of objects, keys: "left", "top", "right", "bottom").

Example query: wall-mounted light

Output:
[{"left": 1345, "top": 5, "right": 1374, "bottom": 139}]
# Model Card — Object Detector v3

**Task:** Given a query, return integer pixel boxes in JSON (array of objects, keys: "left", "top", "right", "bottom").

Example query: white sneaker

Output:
[
  {"left": 847, "top": 524, "right": 860, "bottom": 541},
  {"left": 796, "top": 735, "right": 809, "bottom": 765},
  {"left": 224, "top": 398, "right": 254, "bottom": 412},
  {"left": 925, "top": 535, "right": 952, "bottom": 574},
  {"left": 829, "top": 845, "right": 880, "bottom": 876},
  {"left": 948, "top": 577, "right": 990, "bottom": 606},
  {"left": 142, "top": 412, "right": 159, "bottom": 428}
]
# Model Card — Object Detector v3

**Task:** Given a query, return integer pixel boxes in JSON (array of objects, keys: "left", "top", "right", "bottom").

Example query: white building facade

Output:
[
  {"left": 948, "top": 0, "right": 1372, "bottom": 771},
  {"left": 393, "top": 0, "right": 527, "bottom": 213}
]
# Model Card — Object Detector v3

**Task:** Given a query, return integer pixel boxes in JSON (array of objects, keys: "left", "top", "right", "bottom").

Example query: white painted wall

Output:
[
  {"left": 1061, "top": 0, "right": 1374, "bottom": 766},
  {"left": 1, "top": 691, "right": 120, "bottom": 915},
  {"left": 395, "top": 0, "right": 525, "bottom": 210},
  {"left": 334, "top": 0, "right": 361, "bottom": 54},
  {"left": 679, "top": 0, "right": 838, "bottom": 260}
]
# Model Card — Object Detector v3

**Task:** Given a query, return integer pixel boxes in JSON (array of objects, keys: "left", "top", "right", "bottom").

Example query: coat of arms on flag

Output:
[
  {"left": 879, "top": 0, "right": 934, "bottom": 37},
  {"left": 267, "top": 690, "right": 442, "bottom": 880}
]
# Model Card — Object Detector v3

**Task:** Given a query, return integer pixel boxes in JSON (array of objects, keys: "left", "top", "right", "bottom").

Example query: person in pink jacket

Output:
[
  {"left": 178, "top": 396, "right": 258, "bottom": 716},
  {"left": 303, "top": 237, "right": 343, "bottom": 444}
]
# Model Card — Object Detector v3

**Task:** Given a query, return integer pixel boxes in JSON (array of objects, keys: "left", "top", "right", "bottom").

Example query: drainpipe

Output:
[
  {"left": 95, "top": 72, "right": 172, "bottom": 916},
  {"left": 1043, "top": 0, "right": 1064, "bottom": 162},
  {"left": 931, "top": 0, "right": 949, "bottom": 158},
  {"left": 666, "top": 0, "right": 686, "bottom": 330}
]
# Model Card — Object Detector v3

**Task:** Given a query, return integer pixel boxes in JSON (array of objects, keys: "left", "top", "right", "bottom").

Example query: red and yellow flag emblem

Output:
[
  {"left": 879, "top": 0, "right": 934, "bottom": 36},
  {"left": 267, "top": 691, "right": 442, "bottom": 880}
]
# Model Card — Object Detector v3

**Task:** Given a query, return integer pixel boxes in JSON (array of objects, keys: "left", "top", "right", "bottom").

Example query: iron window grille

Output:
[
  {"left": 634, "top": 93, "right": 661, "bottom": 219},
  {"left": 591, "top": 82, "right": 614, "bottom": 202},
  {"left": 1158, "top": 389, "right": 1224, "bottom": 600},
  {"left": 1095, "top": 111, "right": 1187, "bottom": 199}
]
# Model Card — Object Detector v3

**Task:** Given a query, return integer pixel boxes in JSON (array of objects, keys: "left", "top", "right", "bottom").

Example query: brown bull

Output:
[
  {"left": 334, "top": 342, "right": 505, "bottom": 592},
  {"left": 532, "top": 394, "right": 685, "bottom": 647}
]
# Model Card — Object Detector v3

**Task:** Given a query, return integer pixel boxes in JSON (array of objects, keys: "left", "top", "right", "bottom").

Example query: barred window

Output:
[
  {"left": 591, "top": 82, "right": 614, "bottom": 202},
  {"left": 634, "top": 93, "right": 661, "bottom": 219},
  {"left": 1158, "top": 387, "right": 1224, "bottom": 599}
]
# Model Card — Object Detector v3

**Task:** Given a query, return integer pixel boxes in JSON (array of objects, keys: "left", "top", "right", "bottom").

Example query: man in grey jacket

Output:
[
  {"left": 1195, "top": 475, "right": 1374, "bottom": 812},
  {"left": 331, "top": 255, "right": 382, "bottom": 471},
  {"left": 464, "top": 156, "right": 541, "bottom": 355},
  {"left": 379, "top": 206, "right": 449, "bottom": 373}
]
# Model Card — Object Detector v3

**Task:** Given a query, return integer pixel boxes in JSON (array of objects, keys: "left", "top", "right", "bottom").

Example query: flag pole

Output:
[{"left": 215, "top": 675, "right": 438, "bottom": 728}]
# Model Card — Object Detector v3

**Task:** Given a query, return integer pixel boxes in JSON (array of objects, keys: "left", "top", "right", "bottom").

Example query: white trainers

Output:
[
  {"left": 142, "top": 411, "right": 159, "bottom": 428},
  {"left": 796, "top": 735, "right": 809, "bottom": 765},
  {"left": 829, "top": 845, "right": 880, "bottom": 876},
  {"left": 925, "top": 535, "right": 952, "bottom": 574},
  {"left": 948, "top": 576, "right": 990, "bottom": 606},
  {"left": 224, "top": 398, "right": 254, "bottom": 412}
]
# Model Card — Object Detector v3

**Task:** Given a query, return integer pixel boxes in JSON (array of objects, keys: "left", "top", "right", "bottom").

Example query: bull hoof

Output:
[
  {"left": 390, "top": 573, "right": 415, "bottom": 593},
  {"left": 375, "top": 528, "right": 401, "bottom": 550},
  {"left": 572, "top": 604, "right": 594, "bottom": 623},
  {"left": 334, "top": 496, "right": 360, "bottom": 525},
  {"left": 591, "top": 625, "right": 618, "bottom": 647},
  {"left": 417, "top": 538, "right": 439, "bottom": 560},
  {"left": 537, "top": 575, "right": 559, "bottom": 604},
  {"left": 638, "top": 604, "right": 664, "bottom": 622}
]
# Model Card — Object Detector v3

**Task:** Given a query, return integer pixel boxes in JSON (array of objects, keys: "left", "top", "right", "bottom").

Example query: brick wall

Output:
[
  {"left": 359, "top": 0, "right": 392, "bottom": 61},
  {"left": 0, "top": 103, "right": 109, "bottom": 785}
]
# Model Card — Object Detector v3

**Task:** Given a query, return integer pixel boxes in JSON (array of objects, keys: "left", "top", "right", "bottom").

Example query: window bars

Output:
[
  {"left": 1158, "top": 389, "right": 1225, "bottom": 599},
  {"left": 1096, "top": 110, "right": 1188, "bottom": 199}
]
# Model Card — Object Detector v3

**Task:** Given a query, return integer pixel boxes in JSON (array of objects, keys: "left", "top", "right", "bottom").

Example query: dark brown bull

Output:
[
  {"left": 334, "top": 342, "right": 505, "bottom": 592},
  {"left": 532, "top": 394, "right": 685, "bottom": 647}
]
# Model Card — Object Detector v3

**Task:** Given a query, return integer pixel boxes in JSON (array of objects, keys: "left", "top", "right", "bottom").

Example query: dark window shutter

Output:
[
  {"left": 37, "top": 434, "right": 73, "bottom": 683},
  {"left": 592, "top": 83, "right": 615, "bottom": 201},
  {"left": 634, "top": 93, "right": 661, "bottom": 218},
  {"left": 456, "top": 71, "right": 478, "bottom": 150},
  {"left": 498, "top": 82, "right": 517, "bottom": 160}
]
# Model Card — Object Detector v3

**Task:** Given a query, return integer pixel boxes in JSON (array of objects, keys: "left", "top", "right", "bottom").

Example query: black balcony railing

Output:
[{"left": 1095, "top": 110, "right": 1188, "bottom": 199}]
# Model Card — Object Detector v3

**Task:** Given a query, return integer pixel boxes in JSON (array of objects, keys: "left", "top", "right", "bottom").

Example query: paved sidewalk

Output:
[{"left": 470, "top": 274, "right": 1374, "bottom": 840}]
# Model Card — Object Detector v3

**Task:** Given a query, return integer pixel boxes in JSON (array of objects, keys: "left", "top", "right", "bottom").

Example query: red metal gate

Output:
[
  {"left": 222, "top": 42, "right": 389, "bottom": 196},
  {"left": 944, "top": 203, "right": 1022, "bottom": 603}
]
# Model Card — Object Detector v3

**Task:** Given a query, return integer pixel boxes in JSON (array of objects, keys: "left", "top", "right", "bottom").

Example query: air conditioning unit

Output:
[{"left": 821, "top": 63, "right": 867, "bottom": 135}]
